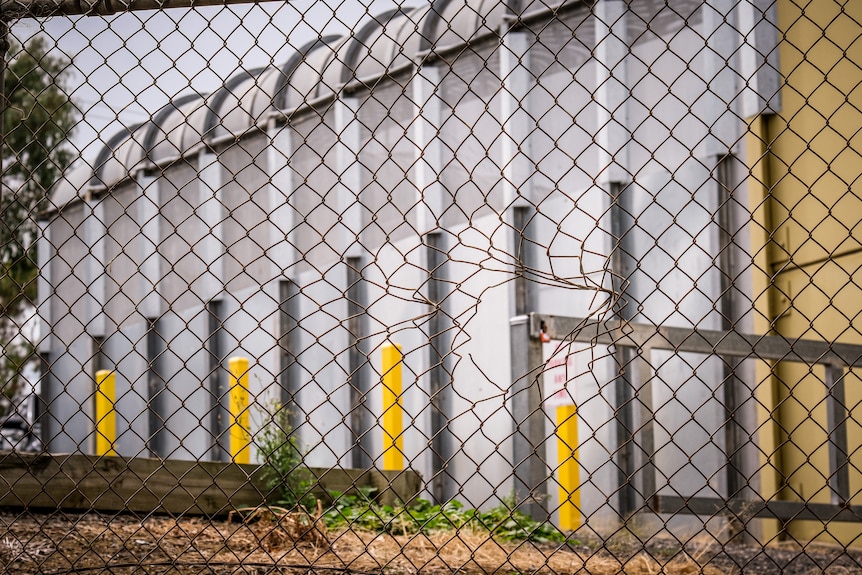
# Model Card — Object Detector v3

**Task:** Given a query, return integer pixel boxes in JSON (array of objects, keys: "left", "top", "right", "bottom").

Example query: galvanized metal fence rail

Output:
[{"left": 1, "top": 0, "right": 862, "bottom": 573}]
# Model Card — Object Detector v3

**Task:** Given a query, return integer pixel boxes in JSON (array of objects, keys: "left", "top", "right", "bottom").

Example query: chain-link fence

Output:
[{"left": 1, "top": 0, "right": 861, "bottom": 573}]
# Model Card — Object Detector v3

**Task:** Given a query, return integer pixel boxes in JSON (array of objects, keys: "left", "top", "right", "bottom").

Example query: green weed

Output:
[
  {"left": 257, "top": 403, "right": 572, "bottom": 544},
  {"left": 324, "top": 489, "right": 571, "bottom": 544},
  {"left": 255, "top": 402, "right": 315, "bottom": 509}
]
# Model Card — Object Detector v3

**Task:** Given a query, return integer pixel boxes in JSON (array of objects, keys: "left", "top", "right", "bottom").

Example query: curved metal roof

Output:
[
  {"left": 434, "top": 0, "right": 507, "bottom": 49},
  {"left": 50, "top": 164, "right": 93, "bottom": 210},
  {"left": 277, "top": 35, "right": 344, "bottom": 111},
  {"left": 144, "top": 93, "right": 208, "bottom": 167},
  {"left": 51, "top": 0, "right": 514, "bottom": 209},
  {"left": 338, "top": 8, "right": 401, "bottom": 85},
  {"left": 90, "top": 124, "right": 142, "bottom": 188}
]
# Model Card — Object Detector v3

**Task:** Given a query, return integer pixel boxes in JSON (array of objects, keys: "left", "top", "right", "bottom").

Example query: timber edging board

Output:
[{"left": 0, "top": 451, "right": 421, "bottom": 516}]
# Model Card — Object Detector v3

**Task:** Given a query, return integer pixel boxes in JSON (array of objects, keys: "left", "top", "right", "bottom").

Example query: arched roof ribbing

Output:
[
  {"left": 90, "top": 124, "right": 141, "bottom": 188},
  {"left": 51, "top": 164, "right": 95, "bottom": 209},
  {"left": 202, "top": 66, "right": 267, "bottom": 138},
  {"left": 432, "top": 0, "right": 507, "bottom": 50},
  {"left": 141, "top": 93, "right": 204, "bottom": 153},
  {"left": 340, "top": 9, "right": 401, "bottom": 84},
  {"left": 50, "top": 0, "right": 517, "bottom": 208},
  {"left": 419, "top": 0, "right": 455, "bottom": 52},
  {"left": 274, "top": 35, "right": 342, "bottom": 111}
]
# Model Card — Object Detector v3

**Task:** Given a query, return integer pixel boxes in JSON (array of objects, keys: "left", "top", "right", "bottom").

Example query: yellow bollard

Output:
[
  {"left": 228, "top": 356, "right": 251, "bottom": 464},
  {"left": 556, "top": 404, "right": 581, "bottom": 531},
  {"left": 381, "top": 342, "right": 403, "bottom": 470},
  {"left": 95, "top": 370, "right": 117, "bottom": 456}
]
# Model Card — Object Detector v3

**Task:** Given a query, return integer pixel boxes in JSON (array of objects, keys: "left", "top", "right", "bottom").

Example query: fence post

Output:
[
  {"left": 228, "top": 356, "right": 251, "bottom": 464},
  {"left": 556, "top": 404, "right": 580, "bottom": 530},
  {"left": 94, "top": 370, "right": 117, "bottom": 456},
  {"left": 510, "top": 314, "right": 548, "bottom": 521},
  {"left": 381, "top": 342, "right": 403, "bottom": 471}
]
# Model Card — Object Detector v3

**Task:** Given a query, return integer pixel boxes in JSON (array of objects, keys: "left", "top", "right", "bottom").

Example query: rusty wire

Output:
[{"left": 0, "top": 1, "right": 861, "bottom": 574}]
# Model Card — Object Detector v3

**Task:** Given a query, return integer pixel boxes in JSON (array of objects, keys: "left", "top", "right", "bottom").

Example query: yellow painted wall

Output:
[{"left": 749, "top": 0, "right": 862, "bottom": 543}]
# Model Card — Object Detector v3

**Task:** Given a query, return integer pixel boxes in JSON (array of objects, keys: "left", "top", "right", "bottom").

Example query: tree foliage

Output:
[
  {"left": 1, "top": 36, "right": 78, "bottom": 408},
  {"left": 2, "top": 36, "right": 77, "bottom": 317}
]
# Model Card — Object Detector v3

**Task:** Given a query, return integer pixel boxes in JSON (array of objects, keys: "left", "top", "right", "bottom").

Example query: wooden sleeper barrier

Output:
[{"left": 0, "top": 451, "right": 421, "bottom": 516}]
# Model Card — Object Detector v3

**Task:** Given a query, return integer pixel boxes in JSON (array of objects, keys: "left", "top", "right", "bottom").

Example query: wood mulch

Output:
[{"left": 0, "top": 511, "right": 861, "bottom": 574}]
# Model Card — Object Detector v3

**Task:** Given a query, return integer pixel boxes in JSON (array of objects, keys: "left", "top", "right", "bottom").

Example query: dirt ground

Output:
[{"left": 0, "top": 511, "right": 861, "bottom": 575}]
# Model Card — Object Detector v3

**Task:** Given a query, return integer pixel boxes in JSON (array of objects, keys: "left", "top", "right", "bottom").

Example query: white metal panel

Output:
[
  {"left": 197, "top": 151, "right": 225, "bottom": 302},
  {"left": 37, "top": 220, "right": 53, "bottom": 354},
  {"left": 138, "top": 171, "right": 163, "bottom": 318},
  {"left": 411, "top": 65, "right": 444, "bottom": 235}
]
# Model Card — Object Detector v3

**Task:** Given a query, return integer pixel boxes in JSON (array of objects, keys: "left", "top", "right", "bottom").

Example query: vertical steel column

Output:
[
  {"left": 738, "top": 0, "right": 782, "bottom": 119},
  {"left": 138, "top": 169, "right": 163, "bottom": 458},
  {"left": 87, "top": 335, "right": 106, "bottom": 455},
  {"left": 512, "top": 207, "right": 531, "bottom": 317},
  {"left": 704, "top": 0, "right": 743, "bottom": 158},
  {"left": 610, "top": 182, "right": 637, "bottom": 517},
  {"left": 426, "top": 231, "right": 454, "bottom": 502},
  {"left": 36, "top": 351, "right": 51, "bottom": 448},
  {"left": 716, "top": 154, "right": 747, "bottom": 501},
  {"left": 346, "top": 258, "right": 370, "bottom": 469},
  {"left": 85, "top": 200, "right": 107, "bottom": 456},
  {"left": 206, "top": 299, "right": 226, "bottom": 462},
  {"left": 278, "top": 280, "right": 301, "bottom": 435},
  {"left": 500, "top": 27, "right": 533, "bottom": 207},
  {"left": 613, "top": 345, "right": 636, "bottom": 515},
  {"left": 826, "top": 366, "right": 850, "bottom": 504},
  {"left": 91, "top": 335, "right": 105, "bottom": 375},
  {"left": 500, "top": 23, "right": 535, "bottom": 314},
  {"left": 185, "top": 143, "right": 219, "bottom": 453},
  {"left": 500, "top": 27, "right": 534, "bottom": 278},
  {"left": 145, "top": 317, "right": 162, "bottom": 457},
  {"left": 510, "top": 314, "right": 548, "bottom": 521},
  {"left": 635, "top": 347, "right": 656, "bottom": 504}
]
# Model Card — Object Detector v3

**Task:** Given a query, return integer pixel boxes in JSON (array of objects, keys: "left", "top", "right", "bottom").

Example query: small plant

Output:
[
  {"left": 256, "top": 402, "right": 314, "bottom": 509},
  {"left": 474, "top": 496, "right": 570, "bottom": 543},
  {"left": 256, "top": 403, "right": 570, "bottom": 544},
  {"left": 323, "top": 490, "right": 570, "bottom": 544}
]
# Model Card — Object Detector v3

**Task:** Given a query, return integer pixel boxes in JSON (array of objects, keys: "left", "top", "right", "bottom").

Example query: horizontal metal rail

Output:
[
  {"left": 535, "top": 311, "right": 862, "bottom": 523},
  {"left": 652, "top": 495, "right": 862, "bottom": 523},
  {"left": 531, "top": 313, "right": 862, "bottom": 369}
]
